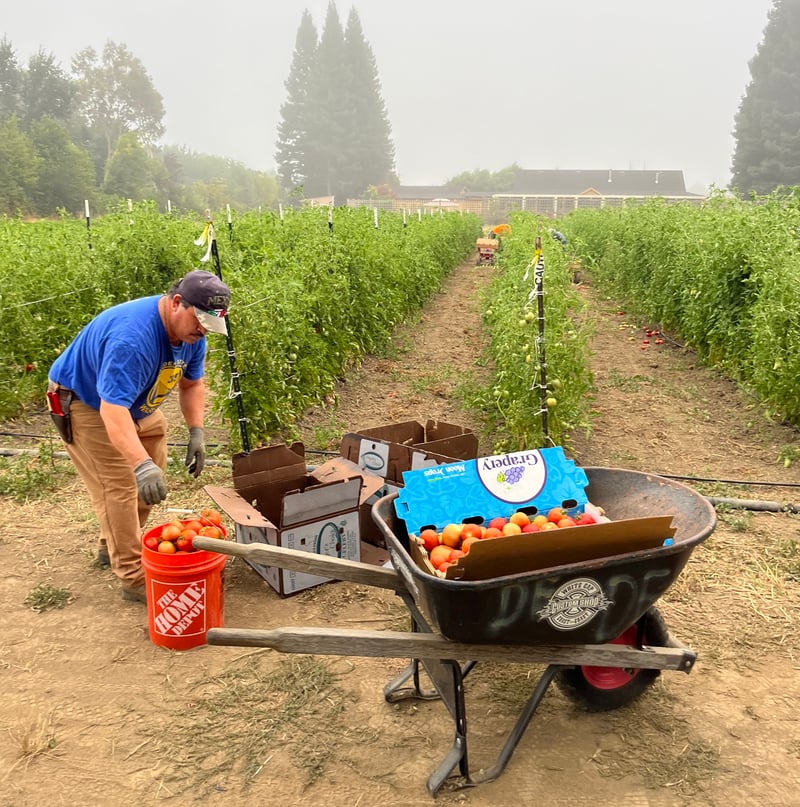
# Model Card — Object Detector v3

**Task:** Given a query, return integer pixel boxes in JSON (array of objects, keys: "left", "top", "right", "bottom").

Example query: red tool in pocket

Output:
[{"left": 47, "top": 389, "right": 73, "bottom": 443}]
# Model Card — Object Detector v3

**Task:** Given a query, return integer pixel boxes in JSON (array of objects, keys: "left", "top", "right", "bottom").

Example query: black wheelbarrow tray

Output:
[{"left": 193, "top": 466, "right": 716, "bottom": 796}]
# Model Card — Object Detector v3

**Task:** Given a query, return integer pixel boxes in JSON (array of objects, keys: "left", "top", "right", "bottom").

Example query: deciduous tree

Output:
[
  {"left": 21, "top": 49, "right": 74, "bottom": 129},
  {"left": 72, "top": 41, "right": 165, "bottom": 183},
  {"left": 0, "top": 116, "right": 40, "bottom": 214},
  {"left": 0, "top": 37, "right": 21, "bottom": 121},
  {"left": 29, "top": 117, "right": 95, "bottom": 215}
]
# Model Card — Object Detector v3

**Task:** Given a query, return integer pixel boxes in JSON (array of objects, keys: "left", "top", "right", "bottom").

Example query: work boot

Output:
[
  {"left": 121, "top": 585, "right": 147, "bottom": 604},
  {"left": 94, "top": 547, "right": 110, "bottom": 568}
]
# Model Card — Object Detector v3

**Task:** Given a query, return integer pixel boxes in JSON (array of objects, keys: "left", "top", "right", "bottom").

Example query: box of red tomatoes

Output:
[{"left": 393, "top": 446, "right": 676, "bottom": 580}]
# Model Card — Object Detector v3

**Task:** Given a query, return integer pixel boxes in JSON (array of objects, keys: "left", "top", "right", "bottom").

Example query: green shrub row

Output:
[{"left": 566, "top": 191, "right": 800, "bottom": 425}]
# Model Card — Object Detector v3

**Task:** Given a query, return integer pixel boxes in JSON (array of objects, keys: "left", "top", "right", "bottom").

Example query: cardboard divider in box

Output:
[
  {"left": 204, "top": 443, "right": 387, "bottom": 596},
  {"left": 339, "top": 419, "right": 479, "bottom": 547},
  {"left": 394, "top": 446, "right": 677, "bottom": 581}
]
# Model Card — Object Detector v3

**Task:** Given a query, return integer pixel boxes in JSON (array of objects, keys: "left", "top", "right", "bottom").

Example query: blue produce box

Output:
[{"left": 394, "top": 446, "right": 589, "bottom": 534}]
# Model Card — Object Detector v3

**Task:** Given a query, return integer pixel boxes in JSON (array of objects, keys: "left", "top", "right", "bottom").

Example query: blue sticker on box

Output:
[{"left": 394, "top": 446, "right": 589, "bottom": 534}]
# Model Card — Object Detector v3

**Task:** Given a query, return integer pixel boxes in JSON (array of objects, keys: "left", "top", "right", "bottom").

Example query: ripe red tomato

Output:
[
  {"left": 419, "top": 528, "right": 440, "bottom": 553},
  {"left": 201, "top": 508, "right": 223, "bottom": 526},
  {"left": 161, "top": 523, "right": 181, "bottom": 542},
  {"left": 176, "top": 534, "right": 194, "bottom": 552},
  {"left": 144, "top": 534, "right": 160, "bottom": 551}
]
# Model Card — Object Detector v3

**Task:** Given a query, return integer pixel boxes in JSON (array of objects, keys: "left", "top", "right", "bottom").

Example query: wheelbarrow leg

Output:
[
  {"left": 466, "top": 664, "right": 561, "bottom": 787},
  {"left": 387, "top": 653, "right": 562, "bottom": 795}
]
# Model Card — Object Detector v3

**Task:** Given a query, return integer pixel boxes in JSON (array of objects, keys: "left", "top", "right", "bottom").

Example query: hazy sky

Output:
[{"left": 4, "top": 1, "right": 774, "bottom": 193}]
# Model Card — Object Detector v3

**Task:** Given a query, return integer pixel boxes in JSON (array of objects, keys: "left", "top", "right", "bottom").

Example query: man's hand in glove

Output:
[
  {"left": 134, "top": 458, "right": 168, "bottom": 505},
  {"left": 185, "top": 427, "right": 205, "bottom": 478}
]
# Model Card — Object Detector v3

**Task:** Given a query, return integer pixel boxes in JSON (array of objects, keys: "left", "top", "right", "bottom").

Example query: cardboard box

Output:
[
  {"left": 204, "top": 443, "right": 386, "bottom": 596},
  {"left": 394, "top": 447, "right": 677, "bottom": 581},
  {"left": 339, "top": 420, "right": 479, "bottom": 547}
]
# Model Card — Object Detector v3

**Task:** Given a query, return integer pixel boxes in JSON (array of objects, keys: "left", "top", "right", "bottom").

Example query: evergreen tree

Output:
[
  {"left": 274, "top": 10, "right": 318, "bottom": 194},
  {"left": 275, "top": 4, "right": 397, "bottom": 201},
  {"left": 304, "top": 2, "right": 349, "bottom": 199},
  {"left": 340, "top": 8, "right": 395, "bottom": 199},
  {"left": 731, "top": 0, "right": 800, "bottom": 194}
]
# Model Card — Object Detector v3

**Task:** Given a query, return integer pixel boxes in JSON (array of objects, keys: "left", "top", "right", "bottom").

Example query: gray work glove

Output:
[
  {"left": 185, "top": 426, "right": 205, "bottom": 478},
  {"left": 134, "top": 458, "right": 168, "bottom": 505}
]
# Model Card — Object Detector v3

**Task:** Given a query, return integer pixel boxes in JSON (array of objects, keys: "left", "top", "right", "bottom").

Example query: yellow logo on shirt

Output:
[{"left": 141, "top": 364, "right": 185, "bottom": 414}]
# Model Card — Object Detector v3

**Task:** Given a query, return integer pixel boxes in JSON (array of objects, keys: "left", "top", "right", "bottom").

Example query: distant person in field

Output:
[
  {"left": 47, "top": 270, "right": 231, "bottom": 604},
  {"left": 550, "top": 228, "right": 568, "bottom": 247}
]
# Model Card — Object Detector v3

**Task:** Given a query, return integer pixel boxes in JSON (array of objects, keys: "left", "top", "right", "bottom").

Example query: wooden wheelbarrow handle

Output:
[
  {"left": 205, "top": 625, "right": 696, "bottom": 672},
  {"left": 191, "top": 535, "right": 405, "bottom": 592}
]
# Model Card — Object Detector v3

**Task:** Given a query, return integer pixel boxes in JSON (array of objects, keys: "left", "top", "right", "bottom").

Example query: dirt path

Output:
[{"left": 1, "top": 256, "right": 799, "bottom": 806}]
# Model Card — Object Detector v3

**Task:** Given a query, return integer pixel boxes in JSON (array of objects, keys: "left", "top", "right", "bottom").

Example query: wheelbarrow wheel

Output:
[{"left": 554, "top": 607, "right": 669, "bottom": 712}]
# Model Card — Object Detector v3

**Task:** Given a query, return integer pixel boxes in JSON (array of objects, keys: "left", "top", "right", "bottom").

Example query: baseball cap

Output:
[{"left": 175, "top": 270, "right": 230, "bottom": 335}]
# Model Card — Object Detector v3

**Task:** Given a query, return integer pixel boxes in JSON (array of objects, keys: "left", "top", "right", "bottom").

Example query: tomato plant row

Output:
[
  {"left": 480, "top": 212, "right": 593, "bottom": 451},
  {"left": 1, "top": 204, "right": 481, "bottom": 447},
  {"left": 566, "top": 190, "right": 800, "bottom": 426}
]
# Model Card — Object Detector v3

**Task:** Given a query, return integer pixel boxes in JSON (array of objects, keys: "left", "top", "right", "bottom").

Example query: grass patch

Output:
[
  {"left": 715, "top": 504, "right": 754, "bottom": 533},
  {"left": 0, "top": 442, "right": 71, "bottom": 502},
  {"left": 605, "top": 370, "right": 654, "bottom": 391},
  {"left": 4, "top": 708, "right": 58, "bottom": 779},
  {"left": 151, "top": 655, "right": 356, "bottom": 796},
  {"left": 24, "top": 584, "right": 72, "bottom": 612}
]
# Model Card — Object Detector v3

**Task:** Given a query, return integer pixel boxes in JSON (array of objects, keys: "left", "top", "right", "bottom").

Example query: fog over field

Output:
[{"left": 4, "top": 0, "right": 773, "bottom": 192}]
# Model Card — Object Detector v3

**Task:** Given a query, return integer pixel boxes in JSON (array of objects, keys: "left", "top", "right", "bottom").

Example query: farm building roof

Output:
[{"left": 509, "top": 169, "right": 702, "bottom": 197}]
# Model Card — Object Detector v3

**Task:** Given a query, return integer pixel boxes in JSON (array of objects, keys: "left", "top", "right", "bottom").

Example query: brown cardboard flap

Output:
[
  {"left": 310, "top": 457, "right": 386, "bottom": 505},
  {"left": 444, "top": 516, "right": 677, "bottom": 581},
  {"left": 354, "top": 420, "right": 426, "bottom": 446},
  {"left": 339, "top": 420, "right": 478, "bottom": 486},
  {"left": 232, "top": 443, "right": 306, "bottom": 488},
  {"left": 282, "top": 477, "right": 362, "bottom": 527},
  {"left": 419, "top": 419, "right": 478, "bottom": 460},
  {"left": 204, "top": 484, "right": 274, "bottom": 529}
]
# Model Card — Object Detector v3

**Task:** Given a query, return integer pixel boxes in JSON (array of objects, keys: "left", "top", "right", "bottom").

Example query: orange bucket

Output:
[{"left": 141, "top": 523, "right": 228, "bottom": 651}]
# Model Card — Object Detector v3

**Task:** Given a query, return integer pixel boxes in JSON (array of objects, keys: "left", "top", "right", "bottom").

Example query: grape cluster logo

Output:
[{"left": 497, "top": 465, "right": 525, "bottom": 488}]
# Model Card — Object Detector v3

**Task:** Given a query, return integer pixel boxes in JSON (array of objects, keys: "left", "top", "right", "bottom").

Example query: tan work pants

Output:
[{"left": 65, "top": 401, "right": 168, "bottom": 588}]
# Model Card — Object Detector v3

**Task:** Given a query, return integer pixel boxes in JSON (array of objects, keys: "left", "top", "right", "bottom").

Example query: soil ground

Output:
[{"left": 1, "top": 255, "right": 799, "bottom": 807}]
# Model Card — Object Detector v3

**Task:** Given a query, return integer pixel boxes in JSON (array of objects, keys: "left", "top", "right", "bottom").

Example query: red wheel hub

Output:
[{"left": 580, "top": 624, "right": 641, "bottom": 690}]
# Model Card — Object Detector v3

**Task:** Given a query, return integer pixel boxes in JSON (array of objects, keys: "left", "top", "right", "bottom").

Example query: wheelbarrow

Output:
[
  {"left": 476, "top": 237, "right": 499, "bottom": 266},
  {"left": 193, "top": 466, "right": 716, "bottom": 796}
]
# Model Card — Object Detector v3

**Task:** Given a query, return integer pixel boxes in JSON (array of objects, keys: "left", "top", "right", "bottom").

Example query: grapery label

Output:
[
  {"left": 152, "top": 579, "right": 207, "bottom": 637},
  {"left": 476, "top": 449, "right": 547, "bottom": 504}
]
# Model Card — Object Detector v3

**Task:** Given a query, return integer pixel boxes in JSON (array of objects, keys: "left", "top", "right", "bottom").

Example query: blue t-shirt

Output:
[{"left": 49, "top": 296, "right": 206, "bottom": 420}]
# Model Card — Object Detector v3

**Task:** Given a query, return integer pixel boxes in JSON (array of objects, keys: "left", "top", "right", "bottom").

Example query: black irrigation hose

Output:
[
  {"left": 655, "top": 472, "right": 800, "bottom": 489},
  {"left": 2, "top": 433, "right": 797, "bottom": 485}
]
